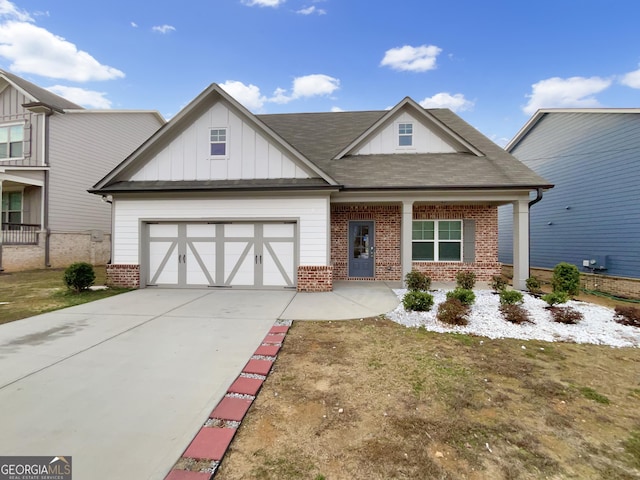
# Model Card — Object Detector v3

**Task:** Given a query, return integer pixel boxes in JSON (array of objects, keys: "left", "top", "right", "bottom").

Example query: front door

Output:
[{"left": 348, "top": 221, "right": 374, "bottom": 278}]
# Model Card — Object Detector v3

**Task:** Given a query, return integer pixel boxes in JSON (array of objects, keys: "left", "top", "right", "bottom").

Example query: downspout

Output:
[
  {"left": 527, "top": 188, "right": 544, "bottom": 279},
  {"left": 0, "top": 179, "right": 3, "bottom": 272},
  {"left": 43, "top": 110, "right": 52, "bottom": 268}
]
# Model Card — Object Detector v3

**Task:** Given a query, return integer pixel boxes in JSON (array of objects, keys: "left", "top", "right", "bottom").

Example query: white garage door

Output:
[{"left": 146, "top": 222, "right": 296, "bottom": 288}]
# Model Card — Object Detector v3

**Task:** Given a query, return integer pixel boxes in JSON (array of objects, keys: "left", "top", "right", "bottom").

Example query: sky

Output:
[{"left": 1, "top": 0, "right": 640, "bottom": 145}]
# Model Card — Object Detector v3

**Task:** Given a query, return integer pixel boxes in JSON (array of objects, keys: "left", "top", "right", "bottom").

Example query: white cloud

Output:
[
  {"left": 297, "top": 5, "right": 326, "bottom": 15},
  {"left": 0, "top": 0, "right": 32, "bottom": 21},
  {"left": 219, "top": 80, "right": 267, "bottom": 111},
  {"left": 46, "top": 85, "right": 112, "bottom": 108},
  {"left": 331, "top": 106, "right": 344, "bottom": 112},
  {"left": 523, "top": 76, "right": 612, "bottom": 115},
  {"left": 131, "top": 21, "right": 138, "bottom": 28},
  {"left": 621, "top": 66, "right": 640, "bottom": 88},
  {"left": 242, "top": 0, "right": 285, "bottom": 6},
  {"left": 152, "top": 24, "right": 175, "bottom": 34},
  {"left": 380, "top": 44, "right": 442, "bottom": 72},
  {"left": 419, "top": 92, "right": 474, "bottom": 112},
  {"left": 0, "top": 21, "right": 125, "bottom": 82}
]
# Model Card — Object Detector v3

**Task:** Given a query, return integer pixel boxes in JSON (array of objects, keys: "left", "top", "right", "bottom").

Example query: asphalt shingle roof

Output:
[{"left": 0, "top": 69, "right": 83, "bottom": 111}]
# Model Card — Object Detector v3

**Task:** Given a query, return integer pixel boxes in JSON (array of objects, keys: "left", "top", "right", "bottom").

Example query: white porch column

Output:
[
  {"left": 512, "top": 199, "right": 530, "bottom": 290},
  {"left": 401, "top": 201, "right": 413, "bottom": 286}
]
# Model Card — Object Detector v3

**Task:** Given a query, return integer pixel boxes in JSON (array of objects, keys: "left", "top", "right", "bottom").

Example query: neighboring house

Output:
[
  {"left": 499, "top": 108, "right": 640, "bottom": 284},
  {"left": 0, "top": 70, "right": 165, "bottom": 271},
  {"left": 91, "top": 83, "right": 551, "bottom": 292}
]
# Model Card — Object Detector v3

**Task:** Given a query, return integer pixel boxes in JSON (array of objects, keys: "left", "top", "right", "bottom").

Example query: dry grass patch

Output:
[
  {"left": 0, "top": 267, "right": 128, "bottom": 324},
  {"left": 216, "top": 317, "right": 640, "bottom": 480}
]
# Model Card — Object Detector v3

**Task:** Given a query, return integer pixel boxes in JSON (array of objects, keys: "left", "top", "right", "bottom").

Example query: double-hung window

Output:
[
  {"left": 412, "top": 220, "right": 462, "bottom": 261},
  {"left": 2, "top": 191, "right": 22, "bottom": 228},
  {"left": 210, "top": 128, "right": 227, "bottom": 156},
  {"left": 398, "top": 122, "right": 413, "bottom": 147},
  {"left": 0, "top": 124, "right": 24, "bottom": 159}
]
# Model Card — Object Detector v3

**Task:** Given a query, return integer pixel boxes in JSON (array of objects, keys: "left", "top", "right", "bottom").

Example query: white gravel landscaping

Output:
[{"left": 387, "top": 289, "right": 640, "bottom": 348}]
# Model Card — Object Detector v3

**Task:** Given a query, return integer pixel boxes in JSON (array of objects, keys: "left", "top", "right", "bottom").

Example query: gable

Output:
[{"left": 355, "top": 110, "right": 458, "bottom": 155}]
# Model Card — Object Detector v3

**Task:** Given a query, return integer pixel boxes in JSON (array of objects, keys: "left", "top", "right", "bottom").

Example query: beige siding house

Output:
[
  {"left": 93, "top": 84, "right": 551, "bottom": 291},
  {"left": 0, "top": 70, "right": 165, "bottom": 271}
]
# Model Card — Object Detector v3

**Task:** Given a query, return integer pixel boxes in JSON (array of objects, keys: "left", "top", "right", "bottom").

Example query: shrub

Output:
[
  {"left": 526, "top": 276, "right": 542, "bottom": 294},
  {"left": 500, "top": 304, "right": 532, "bottom": 324},
  {"left": 405, "top": 270, "right": 431, "bottom": 292},
  {"left": 551, "top": 262, "right": 580, "bottom": 296},
  {"left": 490, "top": 275, "right": 508, "bottom": 293},
  {"left": 456, "top": 270, "right": 476, "bottom": 290},
  {"left": 542, "top": 291, "right": 569, "bottom": 307},
  {"left": 549, "top": 306, "right": 583, "bottom": 324},
  {"left": 63, "top": 262, "right": 96, "bottom": 292},
  {"left": 614, "top": 306, "right": 640, "bottom": 328},
  {"left": 499, "top": 289, "right": 524, "bottom": 305},
  {"left": 437, "top": 298, "right": 469, "bottom": 326},
  {"left": 446, "top": 288, "right": 476, "bottom": 306},
  {"left": 402, "top": 291, "right": 434, "bottom": 312}
]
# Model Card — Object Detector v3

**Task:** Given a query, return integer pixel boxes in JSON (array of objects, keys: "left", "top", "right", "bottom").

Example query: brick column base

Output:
[
  {"left": 297, "top": 266, "right": 333, "bottom": 292},
  {"left": 106, "top": 264, "right": 140, "bottom": 289}
]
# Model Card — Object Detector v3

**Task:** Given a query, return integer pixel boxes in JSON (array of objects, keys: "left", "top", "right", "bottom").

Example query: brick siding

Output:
[
  {"left": 106, "top": 264, "right": 140, "bottom": 288},
  {"left": 331, "top": 204, "right": 401, "bottom": 281},
  {"left": 297, "top": 265, "right": 333, "bottom": 292}
]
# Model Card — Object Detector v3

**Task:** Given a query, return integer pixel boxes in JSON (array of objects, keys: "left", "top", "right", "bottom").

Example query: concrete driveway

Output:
[{"left": 0, "top": 288, "right": 295, "bottom": 480}]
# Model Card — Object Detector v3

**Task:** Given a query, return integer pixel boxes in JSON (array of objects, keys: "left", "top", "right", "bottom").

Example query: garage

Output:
[{"left": 145, "top": 221, "right": 297, "bottom": 289}]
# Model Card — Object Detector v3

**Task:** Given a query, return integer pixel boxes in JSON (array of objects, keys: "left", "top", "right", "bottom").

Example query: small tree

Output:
[
  {"left": 64, "top": 262, "right": 96, "bottom": 293},
  {"left": 551, "top": 262, "right": 580, "bottom": 296}
]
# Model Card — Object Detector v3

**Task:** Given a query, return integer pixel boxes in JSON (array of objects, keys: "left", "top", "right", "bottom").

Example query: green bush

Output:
[
  {"left": 456, "top": 270, "right": 476, "bottom": 290},
  {"left": 436, "top": 298, "right": 469, "bottom": 326},
  {"left": 499, "top": 289, "right": 524, "bottom": 305},
  {"left": 551, "top": 262, "right": 580, "bottom": 296},
  {"left": 402, "top": 291, "right": 434, "bottom": 312},
  {"left": 446, "top": 288, "right": 476, "bottom": 306},
  {"left": 525, "top": 276, "right": 542, "bottom": 294},
  {"left": 490, "top": 275, "right": 508, "bottom": 293},
  {"left": 63, "top": 262, "right": 96, "bottom": 292},
  {"left": 500, "top": 304, "right": 531, "bottom": 324},
  {"left": 542, "top": 291, "right": 569, "bottom": 307},
  {"left": 405, "top": 270, "right": 431, "bottom": 292}
]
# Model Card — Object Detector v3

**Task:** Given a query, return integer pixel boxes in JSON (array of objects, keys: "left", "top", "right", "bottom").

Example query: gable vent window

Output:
[
  {"left": 0, "top": 124, "right": 24, "bottom": 159},
  {"left": 210, "top": 128, "right": 227, "bottom": 156},
  {"left": 398, "top": 123, "right": 413, "bottom": 147}
]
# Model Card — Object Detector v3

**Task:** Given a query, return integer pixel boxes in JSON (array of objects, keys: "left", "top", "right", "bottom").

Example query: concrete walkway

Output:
[{"left": 0, "top": 282, "right": 400, "bottom": 480}]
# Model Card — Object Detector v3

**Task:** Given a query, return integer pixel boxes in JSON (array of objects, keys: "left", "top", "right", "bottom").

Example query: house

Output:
[
  {"left": 91, "top": 83, "right": 551, "bottom": 292},
  {"left": 498, "top": 108, "right": 640, "bottom": 298},
  {"left": 0, "top": 70, "right": 165, "bottom": 271}
]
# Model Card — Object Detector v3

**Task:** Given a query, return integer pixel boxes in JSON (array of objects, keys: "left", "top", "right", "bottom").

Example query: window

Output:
[
  {"left": 398, "top": 122, "right": 413, "bottom": 147},
  {"left": 412, "top": 220, "right": 462, "bottom": 261},
  {"left": 2, "top": 191, "right": 22, "bottom": 227},
  {"left": 210, "top": 128, "right": 227, "bottom": 156},
  {"left": 0, "top": 124, "right": 24, "bottom": 159}
]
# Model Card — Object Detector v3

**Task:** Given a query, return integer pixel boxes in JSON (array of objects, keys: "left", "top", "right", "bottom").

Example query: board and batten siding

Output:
[
  {"left": 356, "top": 111, "right": 457, "bottom": 155},
  {"left": 112, "top": 196, "right": 330, "bottom": 266},
  {"left": 498, "top": 112, "right": 640, "bottom": 279},
  {"left": 48, "top": 111, "right": 163, "bottom": 233},
  {"left": 0, "top": 86, "right": 45, "bottom": 167},
  {"left": 130, "top": 102, "right": 310, "bottom": 182}
]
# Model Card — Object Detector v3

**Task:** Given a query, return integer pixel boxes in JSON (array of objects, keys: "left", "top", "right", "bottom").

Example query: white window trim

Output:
[
  {"left": 209, "top": 127, "right": 228, "bottom": 159},
  {"left": 412, "top": 219, "right": 463, "bottom": 262},
  {"left": 396, "top": 121, "right": 414, "bottom": 150},
  {"left": 0, "top": 122, "right": 26, "bottom": 162}
]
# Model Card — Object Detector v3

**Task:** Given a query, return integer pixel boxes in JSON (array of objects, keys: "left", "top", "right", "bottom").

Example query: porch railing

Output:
[{"left": 1, "top": 223, "right": 41, "bottom": 245}]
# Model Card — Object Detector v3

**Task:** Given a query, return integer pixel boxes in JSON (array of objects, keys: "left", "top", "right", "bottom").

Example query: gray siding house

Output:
[
  {"left": 0, "top": 70, "right": 165, "bottom": 271},
  {"left": 499, "top": 108, "right": 640, "bottom": 280}
]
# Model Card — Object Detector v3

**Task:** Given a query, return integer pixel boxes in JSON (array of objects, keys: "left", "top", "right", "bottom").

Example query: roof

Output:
[
  {"left": 506, "top": 108, "right": 640, "bottom": 152},
  {"left": 93, "top": 83, "right": 552, "bottom": 194},
  {"left": 0, "top": 69, "right": 83, "bottom": 111}
]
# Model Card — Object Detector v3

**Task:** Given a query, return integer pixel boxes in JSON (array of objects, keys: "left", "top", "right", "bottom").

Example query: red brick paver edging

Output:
[{"left": 164, "top": 324, "right": 290, "bottom": 479}]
